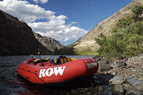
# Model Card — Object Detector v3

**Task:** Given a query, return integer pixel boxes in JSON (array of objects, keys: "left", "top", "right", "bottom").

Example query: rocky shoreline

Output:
[
  {"left": 71, "top": 54, "right": 143, "bottom": 95},
  {"left": 1, "top": 55, "right": 143, "bottom": 95},
  {"left": 94, "top": 53, "right": 143, "bottom": 95}
]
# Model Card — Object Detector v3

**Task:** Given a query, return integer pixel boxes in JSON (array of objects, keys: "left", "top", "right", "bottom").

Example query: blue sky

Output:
[{"left": 0, "top": 0, "right": 132, "bottom": 46}]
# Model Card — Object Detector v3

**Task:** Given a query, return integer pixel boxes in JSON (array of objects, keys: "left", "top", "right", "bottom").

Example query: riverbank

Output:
[
  {"left": 1, "top": 55, "right": 143, "bottom": 95},
  {"left": 91, "top": 53, "right": 143, "bottom": 95}
]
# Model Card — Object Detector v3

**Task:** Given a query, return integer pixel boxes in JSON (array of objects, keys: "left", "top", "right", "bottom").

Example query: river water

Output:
[{"left": 0, "top": 55, "right": 100, "bottom": 95}]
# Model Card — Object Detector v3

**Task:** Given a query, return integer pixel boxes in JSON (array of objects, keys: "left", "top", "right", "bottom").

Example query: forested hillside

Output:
[{"left": 95, "top": 4, "right": 143, "bottom": 59}]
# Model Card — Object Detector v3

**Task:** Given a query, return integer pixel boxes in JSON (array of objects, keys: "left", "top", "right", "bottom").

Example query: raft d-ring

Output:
[
  {"left": 85, "top": 60, "right": 89, "bottom": 63},
  {"left": 93, "top": 59, "right": 96, "bottom": 62},
  {"left": 34, "top": 71, "right": 37, "bottom": 73},
  {"left": 26, "top": 76, "right": 29, "bottom": 79}
]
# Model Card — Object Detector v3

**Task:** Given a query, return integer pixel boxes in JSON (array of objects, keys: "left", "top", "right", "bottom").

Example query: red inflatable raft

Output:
[{"left": 17, "top": 57, "right": 98, "bottom": 85}]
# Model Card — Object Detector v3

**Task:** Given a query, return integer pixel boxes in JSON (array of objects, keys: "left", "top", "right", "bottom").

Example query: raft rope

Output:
[{"left": 17, "top": 67, "right": 46, "bottom": 84}]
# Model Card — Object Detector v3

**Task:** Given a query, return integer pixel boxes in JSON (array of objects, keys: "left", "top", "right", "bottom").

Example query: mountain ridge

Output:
[
  {"left": 73, "top": 0, "right": 143, "bottom": 51},
  {"left": 0, "top": 10, "right": 63, "bottom": 55},
  {"left": 34, "top": 32, "right": 64, "bottom": 52}
]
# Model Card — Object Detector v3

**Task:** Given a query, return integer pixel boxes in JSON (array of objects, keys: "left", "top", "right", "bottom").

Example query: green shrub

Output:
[
  {"left": 131, "top": 4, "right": 143, "bottom": 21},
  {"left": 77, "top": 48, "right": 98, "bottom": 56},
  {"left": 112, "top": 16, "right": 134, "bottom": 33},
  {"left": 95, "top": 20, "right": 143, "bottom": 59}
]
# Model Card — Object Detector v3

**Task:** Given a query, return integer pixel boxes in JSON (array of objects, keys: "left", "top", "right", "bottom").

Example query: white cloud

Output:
[
  {"left": 29, "top": 22, "right": 88, "bottom": 42},
  {"left": 33, "top": 0, "right": 38, "bottom": 3},
  {"left": 32, "top": 0, "right": 48, "bottom": 4},
  {"left": 0, "top": 0, "right": 54, "bottom": 23},
  {"left": 0, "top": 0, "right": 88, "bottom": 45},
  {"left": 40, "top": 0, "right": 48, "bottom": 4}
]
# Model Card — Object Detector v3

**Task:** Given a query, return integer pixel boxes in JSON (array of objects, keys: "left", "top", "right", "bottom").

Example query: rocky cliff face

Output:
[
  {"left": 0, "top": 10, "right": 51, "bottom": 55},
  {"left": 33, "top": 32, "right": 64, "bottom": 52},
  {"left": 73, "top": 0, "right": 143, "bottom": 51}
]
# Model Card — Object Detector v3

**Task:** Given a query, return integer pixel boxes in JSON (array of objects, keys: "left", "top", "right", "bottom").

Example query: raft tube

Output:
[{"left": 16, "top": 58, "right": 98, "bottom": 84}]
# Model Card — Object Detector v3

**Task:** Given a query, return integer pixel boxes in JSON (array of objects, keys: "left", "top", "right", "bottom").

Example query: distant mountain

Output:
[
  {"left": 0, "top": 10, "right": 51, "bottom": 55},
  {"left": 33, "top": 32, "right": 64, "bottom": 52},
  {"left": 72, "top": 0, "right": 143, "bottom": 51}
]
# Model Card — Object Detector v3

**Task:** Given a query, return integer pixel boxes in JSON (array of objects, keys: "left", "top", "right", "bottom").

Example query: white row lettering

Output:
[
  {"left": 87, "top": 63, "right": 97, "bottom": 69},
  {"left": 39, "top": 66, "right": 66, "bottom": 78}
]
